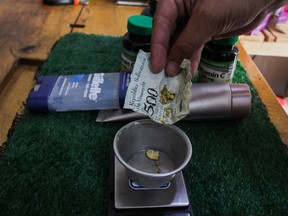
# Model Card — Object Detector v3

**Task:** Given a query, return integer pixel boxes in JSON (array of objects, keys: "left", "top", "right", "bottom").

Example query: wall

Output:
[{"left": 253, "top": 56, "right": 288, "bottom": 97}]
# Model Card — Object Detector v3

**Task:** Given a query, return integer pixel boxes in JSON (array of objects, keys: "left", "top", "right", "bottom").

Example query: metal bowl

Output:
[{"left": 113, "top": 119, "right": 192, "bottom": 188}]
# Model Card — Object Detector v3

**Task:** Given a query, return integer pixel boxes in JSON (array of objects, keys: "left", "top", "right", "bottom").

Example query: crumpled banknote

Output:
[{"left": 124, "top": 50, "right": 192, "bottom": 124}]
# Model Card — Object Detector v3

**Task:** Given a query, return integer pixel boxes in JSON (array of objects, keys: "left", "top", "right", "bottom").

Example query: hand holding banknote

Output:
[{"left": 124, "top": 50, "right": 192, "bottom": 124}]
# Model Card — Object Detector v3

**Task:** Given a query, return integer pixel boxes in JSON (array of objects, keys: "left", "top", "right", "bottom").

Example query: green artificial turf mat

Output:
[{"left": 0, "top": 33, "right": 288, "bottom": 215}]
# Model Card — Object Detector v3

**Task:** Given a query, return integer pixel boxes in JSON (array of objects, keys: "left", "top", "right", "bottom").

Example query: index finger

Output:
[{"left": 150, "top": 0, "right": 178, "bottom": 73}]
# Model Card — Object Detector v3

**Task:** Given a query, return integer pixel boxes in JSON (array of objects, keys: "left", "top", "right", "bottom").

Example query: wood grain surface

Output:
[
  {"left": 0, "top": 0, "right": 81, "bottom": 84},
  {"left": 73, "top": 0, "right": 143, "bottom": 35}
]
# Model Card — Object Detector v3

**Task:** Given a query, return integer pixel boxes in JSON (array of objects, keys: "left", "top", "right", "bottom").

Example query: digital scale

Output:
[{"left": 108, "top": 153, "right": 194, "bottom": 215}]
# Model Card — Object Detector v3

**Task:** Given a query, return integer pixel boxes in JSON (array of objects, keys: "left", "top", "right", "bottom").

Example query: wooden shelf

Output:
[
  {"left": 239, "top": 41, "right": 288, "bottom": 57},
  {"left": 240, "top": 23, "right": 288, "bottom": 57}
]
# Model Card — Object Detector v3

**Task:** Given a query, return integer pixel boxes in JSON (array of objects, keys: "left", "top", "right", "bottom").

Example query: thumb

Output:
[{"left": 165, "top": 15, "right": 213, "bottom": 76}]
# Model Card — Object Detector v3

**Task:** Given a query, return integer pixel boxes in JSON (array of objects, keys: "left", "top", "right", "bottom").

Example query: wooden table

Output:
[{"left": 0, "top": 0, "right": 287, "bottom": 145}]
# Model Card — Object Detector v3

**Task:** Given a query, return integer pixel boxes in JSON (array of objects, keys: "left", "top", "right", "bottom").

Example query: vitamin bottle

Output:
[
  {"left": 141, "top": 0, "right": 158, "bottom": 17},
  {"left": 198, "top": 36, "right": 239, "bottom": 83},
  {"left": 120, "top": 15, "right": 153, "bottom": 72}
]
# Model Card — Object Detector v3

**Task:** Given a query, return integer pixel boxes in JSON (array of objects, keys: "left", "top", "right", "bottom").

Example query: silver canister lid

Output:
[{"left": 230, "top": 84, "right": 252, "bottom": 118}]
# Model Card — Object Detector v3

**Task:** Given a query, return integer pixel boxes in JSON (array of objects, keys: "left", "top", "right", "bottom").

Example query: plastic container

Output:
[
  {"left": 198, "top": 36, "right": 239, "bottom": 83},
  {"left": 113, "top": 119, "right": 192, "bottom": 188},
  {"left": 120, "top": 15, "right": 153, "bottom": 72},
  {"left": 27, "top": 73, "right": 130, "bottom": 113}
]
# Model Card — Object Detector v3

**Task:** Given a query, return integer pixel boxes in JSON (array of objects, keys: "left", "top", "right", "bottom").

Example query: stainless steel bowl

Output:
[{"left": 113, "top": 119, "right": 192, "bottom": 188}]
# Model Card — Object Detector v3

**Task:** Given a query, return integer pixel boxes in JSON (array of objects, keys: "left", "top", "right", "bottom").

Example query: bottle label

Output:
[
  {"left": 198, "top": 57, "right": 237, "bottom": 83},
  {"left": 120, "top": 47, "right": 138, "bottom": 72},
  {"left": 48, "top": 73, "right": 126, "bottom": 112}
]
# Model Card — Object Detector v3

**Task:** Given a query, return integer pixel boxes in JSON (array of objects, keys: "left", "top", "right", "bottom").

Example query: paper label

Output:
[{"left": 124, "top": 50, "right": 192, "bottom": 124}]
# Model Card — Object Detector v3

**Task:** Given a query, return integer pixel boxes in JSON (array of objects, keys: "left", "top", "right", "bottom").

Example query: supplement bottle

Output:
[
  {"left": 141, "top": 0, "right": 158, "bottom": 17},
  {"left": 198, "top": 36, "right": 239, "bottom": 83},
  {"left": 120, "top": 15, "right": 153, "bottom": 72}
]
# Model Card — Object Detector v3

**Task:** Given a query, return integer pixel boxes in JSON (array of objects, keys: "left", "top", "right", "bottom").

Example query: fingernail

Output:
[
  {"left": 150, "top": 63, "right": 159, "bottom": 74},
  {"left": 165, "top": 61, "right": 180, "bottom": 76}
]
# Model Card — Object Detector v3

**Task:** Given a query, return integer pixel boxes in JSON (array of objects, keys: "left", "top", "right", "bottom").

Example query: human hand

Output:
[{"left": 151, "top": 0, "right": 287, "bottom": 76}]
